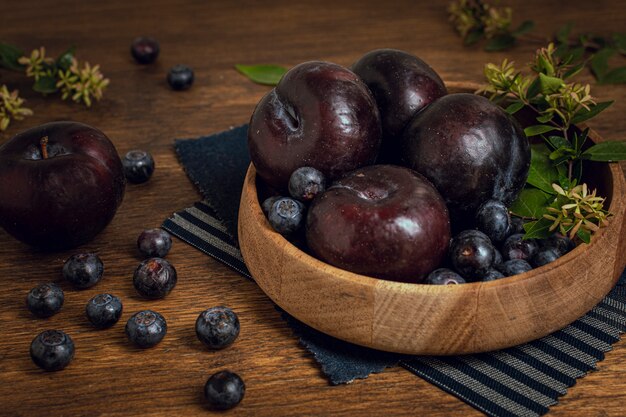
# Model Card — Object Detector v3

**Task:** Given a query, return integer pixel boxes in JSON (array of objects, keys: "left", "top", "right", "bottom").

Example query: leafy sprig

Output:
[
  {"left": 480, "top": 45, "right": 626, "bottom": 243},
  {"left": 0, "top": 85, "right": 33, "bottom": 131},
  {"left": 448, "top": 0, "right": 535, "bottom": 51}
]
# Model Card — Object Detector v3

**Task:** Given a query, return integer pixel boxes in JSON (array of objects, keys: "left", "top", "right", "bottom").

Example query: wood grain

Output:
[{"left": 1, "top": 0, "right": 625, "bottom": 415}]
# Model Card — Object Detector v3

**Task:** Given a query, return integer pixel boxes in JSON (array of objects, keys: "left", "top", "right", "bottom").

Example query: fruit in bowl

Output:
[
  {"left": 0, "top": 121, "right": 126, "bottom": 250},
  {"left": 247, "top": 61, "right": 382, "bottom": 190}
]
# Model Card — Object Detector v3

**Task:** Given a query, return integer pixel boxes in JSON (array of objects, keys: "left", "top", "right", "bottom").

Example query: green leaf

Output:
[
  {"left": 523, "top": 217, "right": 553, "bottom": 240},
  {"left": 549, "top": 147, "right": 576, "bottom": 161},
  {"left": 235, "top": 64, "right": 287, "bottom": 86},
  {"left": 571, "top": 101, "right": 614, "bottom": 124},
  {"left": 464, "top": 28, "right": 484, "bottom": 46},
  {"left": 526, "top": 77, "right": 541, "bottom": 99},
  {"left": 572, "top": 128, "right": 589, "bottom": 152},
  {"left": 614, "top": 33, "right": 626, "bottom": 55},
  {"left": 33, "top": 76, "right": 58, "bottom": 94},
  {"left": 536, "top": 113, "right": 554, "bottom": 124},
  {"left": 0, "top": 42, "right": 25, "bottom": 71},
  {"left": 509, "top": 187, "right": 553, "bottom": 219},
  {"left": 511, "top": 20, "right": 535, "bottom": 37},
  {"left": 581, "top": 141, "right": 626, "bottom": 161},
  {"left": 527, "top": 143, "right": 560, "bottom": 194},
  {"left": 524, "top": 125, "right": 558, "bottom": 137},
  {"left": 546, "top": 135, "right": 572, "bottom": 150},
  {"left": 590, "top": 48, "right": 615, "bottom": 80},
  {"left": 562, "top": 62, "right": 586, "bottom": 79},
  {"left": 55, "top": 46, "right": 75, "bottom": 70},
  {"left": 505, "top": 101, "right": 524, "bottom": 115},
  {"left": 577, "top": 228, "right": 591, "bottom": 244},
  {"left": 484, "top": 34, "right": 516, "bottom": 51},
  {"left": 599, "top": 66, "right": 626, "bottom": 84},
  {"left": 538, "top": 73, "right": 564, "bottom": 94},
  {"left": 556, "top": 22, "right": 574, "bottom": 44}
]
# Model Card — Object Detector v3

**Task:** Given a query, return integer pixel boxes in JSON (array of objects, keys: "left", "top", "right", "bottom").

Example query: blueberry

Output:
[
  {"left": 62, "top": 253, "right": 104, "bottom": 289},
  {"left": 288, "top": 167, "right": 326, "bottom": 202},
  {"left": 475, "top": 200, "right": 511, "bottom": 243},
  {"left": 195, "top": 306, "right": 240, "bottom": 349},
  {"left": 499, "top": 259, "right": 533, "bottom": 277},
  {"left": 449, "top": 230, "right": 495, "bottom": 280},
  {"left": 204, "top": 370, "right": 245, "bottom": 410},
  {"left": 133, "top": 258, "right": 177, "bottom": 299},
  {"left": 425, "top": 268, "right": 466, "bottom": 285},
  {"left": 26, "top": 283, "right": 64, "bottom": 318},
  {"left": 531, "top": 248, "right": 561, "bottom": 268},
  {"left": 167, "top": 65, "right": 194, "bottom": 91},
  {"left": 125, "top": 310, "right": 167, "bottom": 348},
  {"left": 267, "top": 197, "right": 305, "bottom": 235},
  {"left": 122, "top": 150, "right": 155, "bottom": 184},
  {"left": 493, "top": 248, "right": 504, "bottom": 269},
  {"left": 130, "top": 36, "right": 160, "bottom": 64},
  {"left": 86, "top": 294, "right": 123, "bottom": 329},
  {"left": 502, "top": 234, "right": 538, "bottom": 261},
  {"left": 30, "top": 330, "right": 74, "bottom": 371},
  {"left": 543, "top": 233, "right": 576, "bottom": 256},
  {"left": 261, "top": 196, "right": 281, "bottom": 216},
  {"left": 509, "top": 216, "right": 525, "bottom": 235},
  {"left": 137, "top": 228, "right": 172, "bottom": 258},
  {"left": 482, "top": 268, "right": 505, "bottom": 281}
]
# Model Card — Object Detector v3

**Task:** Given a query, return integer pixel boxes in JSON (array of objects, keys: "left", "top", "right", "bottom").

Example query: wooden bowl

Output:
[{"left": 238, "top": 82, "right": 626, "bottom": 355}]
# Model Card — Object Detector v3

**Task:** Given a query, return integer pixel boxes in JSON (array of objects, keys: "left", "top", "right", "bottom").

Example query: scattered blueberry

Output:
[
  {"left": 130, "top": 37, "right": 160, "bottom": 64},
  {"left": 449, "top": 230, "right": 495, "bottom": 280},
  {"left": 62, "top": 253, "right": 104, "bottom": 289},
  {"left": 167, "top": 65, "right": 194, "bottom": 91},
  {"left": 509, "top": 216, "right": 525, "bottom": 235},
  {"left": 502, "top": 234, "right": 538, "bottom": 261},
  {"left": 499, "top": 259, "right": 533, "bottom": 277},
  {"left": 133, "top": 258, "right": 177, "bottom": 299},
  {"left": 425, "top": 268, "right": 466, "bottom": 285},
  {"left": 288, "top": 167, "right": 326, "bottom": 202},
  {"left": 137, "top": 228, "right": 172, "bottom": 258},
  {"left": 482, "top": 268, "right": 505, "bottom": 281},
  {"left": 86, "top": 294, "right": 123, "bottom": 329},
  {"left": 204, "top": 370, "right": 245, "bottom": 410},
  {"left": 125, "top": 310, "right": 167, "bottom": 348},
  {"left": 26, "top": 283, "right": 64, "bottom": 318},
  {"left": 267, "top": 197, "right": 305, "bottom": 235},
  {"left": 261, "top": 196, "right": 281, "bottom": 216},
  {"left": 475, "top": 200, "right": 511, "bottom": 243},
  {"left": 30, "top": 330, "right": 74, "bottom": 371},
  {"left": 122, "top": 150, "right": 155, "bottom": 184},
  {"left": 531, "top": 248, "right": 561, "bottom": 268},
  {"left": 543, "top": 233, "right": 576, "bottom": 256},
  {"left": 196, "top": 306, "right": 240, "bottom": 349}
]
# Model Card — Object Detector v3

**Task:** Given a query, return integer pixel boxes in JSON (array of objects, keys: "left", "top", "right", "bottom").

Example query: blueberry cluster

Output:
[
  {"left": 427, "top": 199, "right": 576, "bottom": 285},
  {"left": 262, "top": 167, "right": 326, "bottom": 235}
]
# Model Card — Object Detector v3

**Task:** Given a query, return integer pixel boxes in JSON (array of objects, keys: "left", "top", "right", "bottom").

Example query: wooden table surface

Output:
[{"left": 1, "top": 0, "right": 625, "bottom": 415}]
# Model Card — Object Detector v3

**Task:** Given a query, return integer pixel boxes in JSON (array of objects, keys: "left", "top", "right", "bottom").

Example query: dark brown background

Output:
[{"left": 1, "top": 0, "right": 625, "bottom": 415}]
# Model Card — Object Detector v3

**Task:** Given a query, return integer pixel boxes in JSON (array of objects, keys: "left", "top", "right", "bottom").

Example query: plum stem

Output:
[{"left": 40, "top": 136, "right": 49, "bottom": 159}]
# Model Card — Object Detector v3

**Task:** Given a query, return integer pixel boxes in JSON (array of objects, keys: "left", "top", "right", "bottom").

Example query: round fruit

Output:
[
  {"left": 137, "top": 228, "right": 172, "bottom": 258},
  {"left": 248, "top": 61, "right": 382, "bottom": 190},
  {"left": 195, "top": 306, "right": 240, "bottom": 349},
  {"left": 351, "top": 48, "right": 447, "bottom": 161},
  {"left": 531, "top": 248, "right": 561, "bottom": 267},
  {"left": 288, "top": 167, "right": 326, "bottom": 202},
  {"left": 133, "top": 258, "right": 177, "bottom": 299},
  {"left": 449, "top": 230, "right": 495, "bottom": 280},
  {"left": 30, "top": 330, "right": 74, "bottom": 371},
  {"left": 499, "top": 259, "right": 533, "bottom": 276},
  {"left": 125, "top": 310, "right": 167, "bottom": 348},
  {"left": 130, "top": 37, "right": 160, "bottom": 64},
  {"left": 122, "top": 150, "right": 155, "bottom": 184},
  {"left": 425, "top": 268, "right": 466, "bottom": 285},
  {"left": 400, "top": 93, "right": 530, "bottom": 228},
  {"left": 86, "top": 293, "right": 123, "bottom": 328},
  {"left": 204, "top": 370, "right": 245, "bottom": 410},
  {"left": 167, "top": 65, "right": 194, "bottom": 90},
  {"left": 475, "top": 200, "right": 511, "bottom": 243},
  {"left": 502, "top": 233, "right": 538, "bottom": 261},
  {"left": 26, "top": 283, "right": 64, "bottom": 318},
  {"left": 62, "top": 252, "right": 104, "bottom": 289},
  {"left": 267, "top": 197, "right": 305, "bottom": 235},
  {"left": 306, "top": 165, "right": 450, "bottom": 282}
]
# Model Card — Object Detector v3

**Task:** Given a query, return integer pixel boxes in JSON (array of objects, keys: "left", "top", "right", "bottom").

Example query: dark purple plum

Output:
[
  {"left": 449, "top": 230, "right": 495, "bottom": 280},
  {"left": 400, "top": 93, "right": 530, "bottom": 228},
  {"left": 351, "top": 49, "right": 447, "bottom": 162},
  {"left": 306, "top": 165, "right": 450, "bottom": 283},
  {"left": 248, "top": 61, "right": 381, "bottom": 190},
  {"left": 425, "top": 268, "right": 466, "bottom": 285}
]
